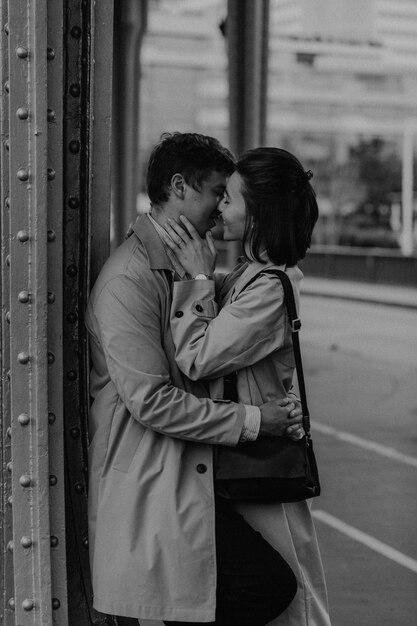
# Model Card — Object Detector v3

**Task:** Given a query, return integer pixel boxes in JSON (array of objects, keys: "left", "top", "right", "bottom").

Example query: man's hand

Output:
[
  {"left": 281, "top": 396, "right": 305, "bottom": 440},
  {"left": 259, "top": 397, "right": 304, "bottom": 439}
]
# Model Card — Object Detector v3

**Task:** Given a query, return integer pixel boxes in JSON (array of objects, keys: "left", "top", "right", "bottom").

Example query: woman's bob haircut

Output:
[{"left": 236, "top": 147, "right": 319, "bottom": 267}]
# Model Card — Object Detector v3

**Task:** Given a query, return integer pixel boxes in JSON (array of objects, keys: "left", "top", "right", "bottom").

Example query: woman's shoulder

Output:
[{"left": 232, "top": 261, "right": 303, "bottom": 301}]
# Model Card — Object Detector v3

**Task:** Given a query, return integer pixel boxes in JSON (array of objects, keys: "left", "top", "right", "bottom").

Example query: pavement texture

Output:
[{"left": 301, "top": 277, "right": 417, "bottom": 309}]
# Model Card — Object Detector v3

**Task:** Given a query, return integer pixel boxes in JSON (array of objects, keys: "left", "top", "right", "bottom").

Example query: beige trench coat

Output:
[
  {"left": 170, "top": 259, "right": 331, "bottom": 626},
  {"left": 85, "top": 215, "right": 247, "bottom": 622}
]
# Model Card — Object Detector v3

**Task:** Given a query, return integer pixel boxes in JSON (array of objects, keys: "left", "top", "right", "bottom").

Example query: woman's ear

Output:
[{"left": 170, "top": 173, "right": 186, "bottom": 199}]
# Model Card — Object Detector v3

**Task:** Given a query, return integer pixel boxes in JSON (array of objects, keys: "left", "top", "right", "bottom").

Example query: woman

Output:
[{"left": 162, "top": 147, "right": 331, "bottom": 626}]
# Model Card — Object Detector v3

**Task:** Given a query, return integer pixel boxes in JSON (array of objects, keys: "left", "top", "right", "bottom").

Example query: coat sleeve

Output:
[
  {"left": 92, "top": 274, "right": 245, "bottom": 446},
  {"left": 170, "top": 273, "right": 288, "bottom": 381}
]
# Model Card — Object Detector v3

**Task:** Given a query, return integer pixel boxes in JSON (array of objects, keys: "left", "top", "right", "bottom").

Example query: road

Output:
[{"left": 301, "top": 295, "right": 417, "bottom": 626}]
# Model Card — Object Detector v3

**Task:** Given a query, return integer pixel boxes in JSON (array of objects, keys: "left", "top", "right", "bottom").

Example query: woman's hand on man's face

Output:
[{"left": 161, "top": 215, "right": 217, "bottom": 278}]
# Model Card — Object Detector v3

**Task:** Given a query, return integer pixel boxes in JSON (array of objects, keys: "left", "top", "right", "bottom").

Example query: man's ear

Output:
[{"left": 170, "top": 173, "right": 186, "bottom": 199}]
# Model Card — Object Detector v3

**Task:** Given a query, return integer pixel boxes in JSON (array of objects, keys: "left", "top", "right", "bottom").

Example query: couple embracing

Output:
[{"left": 86, "top": 132, "right": 331, "bottom": 626}]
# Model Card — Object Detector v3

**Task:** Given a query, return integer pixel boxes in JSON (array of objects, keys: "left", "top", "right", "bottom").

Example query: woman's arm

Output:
[
  {"left": 160, "top": 216, "right": 292, "bottom": 380},
  {"left": 170, "top": 271, "right": 288, "bottom": 381}
]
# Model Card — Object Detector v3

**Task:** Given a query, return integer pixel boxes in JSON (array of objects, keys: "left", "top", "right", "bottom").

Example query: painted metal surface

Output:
[
  {"left": 8, "top": 0, "right": 53, "bottom": 622},
  {"left": 62, "top": 0, "right": 113, "bottom": 623},
  {"left": 112, "top": 0, "right": 148, "bottom": 247},
  {"left": 46, "top": 1, "right": 68, "bottom": 622},
  {"left": 1, "top": 1, "right": 13, "bottom": 623},
  {"left": 225, "top": 0, "right": 270, "bottom": 267},
  {"left": 62, "top": 1, "right": 94, "bottom": 619},
  {"left": 227, "top": 0, "right": 270, "bottom": 155},
  {"left": 1, "top": 0, "right": 114, "bottom": 623}
]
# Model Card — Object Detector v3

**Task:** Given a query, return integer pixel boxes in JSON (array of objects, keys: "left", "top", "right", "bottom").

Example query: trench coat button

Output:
[
  {"left": 195, "top": 304, "right": 203, "bottom": 313},
  {"left": 196, "top": 463, "right": 207, "bottom": 474},
  {"left": 175, "top": 310, "right": 183, "bottom": 318}
]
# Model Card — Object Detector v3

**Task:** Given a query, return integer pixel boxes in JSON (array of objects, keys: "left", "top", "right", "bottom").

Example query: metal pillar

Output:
[
  {"left": 1, "top": 1, "right": 114, "bottom": 623},
  {"left": 227, "top": 0, "right": 270, "bottom": 156},
  {"left": 1, "top": 0, "right": 13, "bottom": 621},
  {"left": 401, "top": 122, "right": 415, "bottom": 256},
  {"left": 62, "top": 0, "right": 114, "bottom": 623},
  {"left": 225, "top": 0, "right": 270, "bottom": 265},
  {"left": 5, "top": 1, "right": 64, "bottom": 623},
  {"left": 112, "top": 0, "right": 148, "bottom": 247}
]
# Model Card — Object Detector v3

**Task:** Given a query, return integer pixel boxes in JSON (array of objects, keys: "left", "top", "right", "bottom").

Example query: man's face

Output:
[{"left": 182, "top": 171, "right": 227, "bottom": 236}]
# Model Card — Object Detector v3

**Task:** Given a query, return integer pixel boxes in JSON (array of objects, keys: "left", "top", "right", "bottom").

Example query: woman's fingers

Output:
[
  {"left": 159, "top": 228, "right": 178, "bottom": 250},
  {"left": 206, "top": 231, "right": 217, "bottom": 257},
  {"left": 179, "top": 215, "right": 200, "bottom": 239},
  {"left": 167, "top": 219, "right": 192, "bottom": 245},
  {"left": 164, "top": 223, "right": 189, "bottom": 250}
]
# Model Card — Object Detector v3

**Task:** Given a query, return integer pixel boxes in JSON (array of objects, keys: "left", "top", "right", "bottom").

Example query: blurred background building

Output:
[{"left": 137, "top": 0, "right": 417, "bottom": 254}]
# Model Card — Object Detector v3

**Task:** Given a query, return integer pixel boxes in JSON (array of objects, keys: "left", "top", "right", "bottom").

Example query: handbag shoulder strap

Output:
[
  {"left": 230, "top": 266, "right": 311, "bottom": 434},
  {"left": 260, "top": 269, "right": 311, "bottom": 435}
]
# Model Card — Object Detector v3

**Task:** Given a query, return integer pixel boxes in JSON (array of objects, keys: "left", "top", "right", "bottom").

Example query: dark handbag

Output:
[{"left": 214, "top": 269, "right": 321, "bottom": 503}]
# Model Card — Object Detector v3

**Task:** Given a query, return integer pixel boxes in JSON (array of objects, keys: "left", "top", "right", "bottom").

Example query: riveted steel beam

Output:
[
  {"left": 8, "top": 0, "right": 53, "bottom": 622},
  {"left": 1, "top": 1, "right": 14, "bottom": 623},
  {"left": 46, "top": 0, "right": 68, "bottom": 620},
  {"left": 63, "top": 0, "right": 114, "bottom": 623},
  {"left": 1, "top": 0, "right": 115, "bottom": 622},
  {"left": 62, "top": 0, "right": 95, "bottom": 621}
]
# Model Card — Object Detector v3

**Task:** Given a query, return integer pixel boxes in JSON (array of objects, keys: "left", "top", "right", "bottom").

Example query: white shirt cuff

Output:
[{"left": 240, "top": 405, "right": 261, "bottom": 442}]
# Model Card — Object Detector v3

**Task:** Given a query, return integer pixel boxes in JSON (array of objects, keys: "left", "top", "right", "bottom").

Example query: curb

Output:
[{"left": 301, "top": 280, "right": 417, "bottom": 310}]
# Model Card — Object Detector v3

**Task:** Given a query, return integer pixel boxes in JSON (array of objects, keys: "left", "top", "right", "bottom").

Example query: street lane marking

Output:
[
  {"left": 312, "top": 510, "right": 417, "bottom": 574},
  {"left": 314, "top": 421, "right": 417, "bottom": 469}
]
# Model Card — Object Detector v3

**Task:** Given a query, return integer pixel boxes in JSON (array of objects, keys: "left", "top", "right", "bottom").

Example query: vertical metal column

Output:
[
  {"left": 401, "top": 122, "right": 415, "bottom": 256},
  {"left": 1, "top": 1, "right": 13, "bottom": 622},
  {"left": 112, "top": 0, "right": 148, "bottom": 246},
  {"left": 7, "top": 0, "right": 57, "bottom": 622},
  {"left": 227, "top": 0, "right": 270, "bottom": 156},
  {"left": 88, "top": 0, "right": 114, "bottom": 288},
  {"left": 225, "top": 0, "right": 270, "bottom": 265},
  {"left": 1, "top": 0, "right": 115, "bottom": 623},
  {"left": 63, "top": 0, "right": 114, "bottom": 623},
  {"left": 47, "top": 1, "right": 68, "bottom": 620},
  {"left": 62, "top": 4, "right": 93, "bottom": 616}
]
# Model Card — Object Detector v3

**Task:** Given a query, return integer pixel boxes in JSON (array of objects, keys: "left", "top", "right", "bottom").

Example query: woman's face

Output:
[{"left": 219, "top": 171, "right": 247, "bottom": 241}]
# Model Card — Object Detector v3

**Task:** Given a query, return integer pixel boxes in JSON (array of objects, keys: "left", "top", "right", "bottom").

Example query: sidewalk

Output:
[{"left": 301, "top": 277, "right": 417, "bottom": 309}]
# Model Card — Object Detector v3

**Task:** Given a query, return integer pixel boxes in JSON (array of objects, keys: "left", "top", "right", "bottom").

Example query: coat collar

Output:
[
  {"left": 231, "top": 256, "right": 285, "bottom": 296},
  {"left": 132, "top": 213, "right": 174, "bottom": 271},
  {"left": 227, "top": 255, "right": 303, "bottom": 301}
]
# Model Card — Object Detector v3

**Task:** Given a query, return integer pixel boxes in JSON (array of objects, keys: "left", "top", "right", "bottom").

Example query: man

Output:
[{"left": 86, "top": 132, "right": 302, "bottom": 625}]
